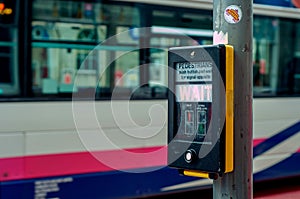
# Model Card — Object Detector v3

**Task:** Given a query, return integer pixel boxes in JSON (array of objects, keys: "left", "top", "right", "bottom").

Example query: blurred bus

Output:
[{"left": 1, "top": 0, "right": 300, "bottom": 198}]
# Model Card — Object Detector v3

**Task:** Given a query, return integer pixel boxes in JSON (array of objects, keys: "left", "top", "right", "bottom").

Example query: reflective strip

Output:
[
  {"left": 183, "top": 170, "right": 210, "bottom": 178},
  {"left": 225, "top": 44, "right": 234, "bottom": 173}
]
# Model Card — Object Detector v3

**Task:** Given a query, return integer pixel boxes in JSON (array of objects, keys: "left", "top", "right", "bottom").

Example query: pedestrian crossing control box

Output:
[{"left": 168, "top": 44, "right": 234, "bottom": 179}]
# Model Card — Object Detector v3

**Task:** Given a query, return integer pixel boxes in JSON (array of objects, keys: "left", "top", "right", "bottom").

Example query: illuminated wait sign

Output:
[{"left": 176, "top": 84, "right": 212, "bottom": 102}]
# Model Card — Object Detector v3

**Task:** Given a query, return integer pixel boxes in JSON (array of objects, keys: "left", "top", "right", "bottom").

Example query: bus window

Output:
[
  {"left": 253, "top": 16, "right": 278, "bottom": 95},
  {"left": 30, "top": 1, "right": 217, "bottom": 99},
  {"left": 31, "top": 0, "right": 140, "bottom": 98},
  {"left": 147, "top": 8, "right": 213, "bottom": 97},
  {"left": 0, "top": 0, "right": 19, "bottom": 96},
  {"left": 253, "top": 16, "right": 300, "bottom": 96},
  {"left": 282, "top": 21, "right": 300, "bottom": 94}
]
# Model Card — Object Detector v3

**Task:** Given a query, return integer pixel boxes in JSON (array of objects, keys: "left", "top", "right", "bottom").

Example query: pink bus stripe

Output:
[
  {"left": 0, "top": 139, "right": 296, "bottom": 182},
  {"left": 253, "top": 138, "right": 267, "bottom": 147},
  {"left": 0, "top": 146, "right": 167, "bottom": 182}
]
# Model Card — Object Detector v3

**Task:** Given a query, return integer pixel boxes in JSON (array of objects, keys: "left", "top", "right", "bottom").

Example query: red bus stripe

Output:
[
  {"left": 0, "top": 138, "right": 295, "bottom": 182},
  {"left": 0, "top": 146, "right": 167, "bottom": 181}
]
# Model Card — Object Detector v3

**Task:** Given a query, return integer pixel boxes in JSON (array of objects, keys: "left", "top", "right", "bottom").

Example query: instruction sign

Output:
[{"left": 176, "top": 62, "right": 213, "bottom": 82}]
